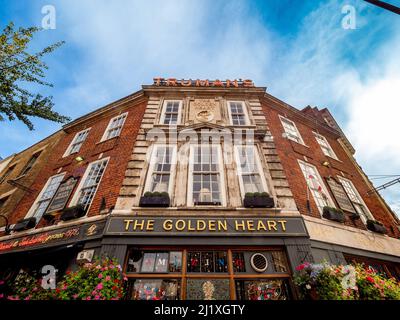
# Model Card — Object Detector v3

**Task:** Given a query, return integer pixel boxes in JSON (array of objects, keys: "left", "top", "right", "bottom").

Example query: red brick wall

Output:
[
  {"left": 262, "top": 101, "right": 400, "bottom": 239},
  {"left": 9, "top": 98, "right": 147, "bottom": 227}
]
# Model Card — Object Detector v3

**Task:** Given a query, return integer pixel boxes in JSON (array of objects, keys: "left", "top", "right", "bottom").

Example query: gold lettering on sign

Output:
[
  {"left": 235, "top": 220, "right": 246, "bottom": 231},
  {"left": 163, "top": 219, "right": 173, "bottom": 231},
  {"left": 267, "top": 220, "right": 277, "bottom": 231},
  {"left": 124, "top": 219, "right": 133, "bottom": 231},
  {"left": 147, "top": 220, "right": 155, "bottom": 231},
  {"left": 278, "top": 220, "right": 287, "bottom": 231},
  {"left": 217, "top": 220, "right": 227, "bottom": 231},
  {"left": 197, "top": 220, "right": 206, "bottom": 231},
  {"left": 257, "top": 220, "right": 267, "bottom": 231},
  {"left": 175, "top": 219, "right": 185, "bottom": 231},
  {"left": 247, "top": 220, "right": 255, "bottom": 231},
  {"left": 133, "top": 220, "right": 145, "bottom": 230}
]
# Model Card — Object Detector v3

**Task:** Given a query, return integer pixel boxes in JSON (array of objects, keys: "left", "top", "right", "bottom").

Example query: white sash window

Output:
[
  {"left": 70, "top": 158, "right": 109, "bottom": 211},
  {"left": 188, "top": 144, "right": 226, "bottom": 206},
  {"left": 234, "top": 145, "right": 268, "bottom": 196},
  {"left": 27, "top": 173, "right": 65, "bottom": 220},
  {"left": 228, "top": 101, "right": 249, "bottom": 126},
  {"left": 280, "top": 116, "right": 304, "bottom": 144},
  {"left": 64, "top": 128, "right": 90, "bottom": 157},
  {"left": 101, "top": 113, "right": 128, "bottom": 141},
  {"left": 337, "top": 176, "right": 372, "bottom": 223},
  {"left": 299, "top": 160, "right": 334, "bottom": 214},
  {"left": 160, "top": 100, "right": 182, "bottom": 125},
  {"left": 144, "top": 145, "right": 177, "bottom": 195},
  {"left": 313, "top": 132, "right": 338, "bottom": 160}
]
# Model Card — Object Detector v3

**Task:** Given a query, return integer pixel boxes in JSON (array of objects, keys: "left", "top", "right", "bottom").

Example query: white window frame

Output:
[
  {"left": 68, "top": 157, "right": 109, "bottom": 214},
  {"left": 227, "top": 101, "right": 250, "bottom": 126},
  {"left": 337, "top": 176, "right": 373, "bottom": 224},
  {"left": 313, "top": 132, "right": 338, "bottom": 160},
  {"left": 159, "top": 100, "right": 183, "bottom": 125},
  {"left": 100, "top": 113, "right": 128, "bottom": 142},
  {"left": 234, "top": 145, "right": 269, "bottom": 197},
  {"left": 298, "top": 160, "right": 335, "bottom": 215},
  {"left": 187, "top": 144, "right": 227, "bottom": 207},
  {"left": 63, "top": 128, "right": 91, "bottom": 157},
  {"left": 25, "top": 172, "right": 66, "bottom": 220},
  {"left": 143, "top": 144, "right": 177, "bottom": 197},
  {"left": 279, "top": 115, "right": 305, "bottom": 145}
]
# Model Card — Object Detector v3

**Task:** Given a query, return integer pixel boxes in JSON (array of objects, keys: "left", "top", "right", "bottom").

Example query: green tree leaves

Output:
[{"left": 0, "top": 22, "right": 70, "bottom": 130}]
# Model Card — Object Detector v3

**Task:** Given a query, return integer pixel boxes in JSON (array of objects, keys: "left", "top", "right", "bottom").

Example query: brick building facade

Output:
[
  {"left": 0, "top": 131, "right": 64, "bottom": 231},
  {"left": 0, "top": 79, "right": 399, "bottom": 300}
]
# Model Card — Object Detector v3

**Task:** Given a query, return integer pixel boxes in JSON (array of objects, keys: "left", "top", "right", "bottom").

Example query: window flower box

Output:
[
  {"left": 13, "top": 217, "right": 36, "bottom": 232},
  {"left": 322, "top": 206, "right": 345, "bottom": 223},
  {"left": 60, "top": 204, "right": 86, "bottom": 221},
  {"left": 243, "top": 192, "right": 274, "bottom": 208},
  {"left": 366, "top": 219, "right": 387, "bottom": 234},
  {"left": 139, "top": 192, "right": 170, "bottom": 207}
]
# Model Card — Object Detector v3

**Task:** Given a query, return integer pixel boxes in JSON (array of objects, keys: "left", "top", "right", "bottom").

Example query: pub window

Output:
[
  {"left": 101, "top": 113, "right": 127, "bottom": 141},
  {"left": 298, "top": 160, "right": 335, "bottom": 214},
  {"left": 69, "top": 158, "right": 108, "bottom": 211},
  {"left": 313, "top": 132, "right": 338, "bottom": 160},
  {"left": 235, "top": 279, "right": 291, "bottom": 300},
  {"left": 143, "top": 145, "right": 177, "bottom": 195},
  {"left": 279, "top": 116, "right": 304, "bottom": 144},
  {"left": 187, "top": 251, "right": 228, "bottom": 273},
  {"left": 337, "top": 176, "right": 373, "bottom": 224},
  {"left": 26, "top": 173, "right": 65, "bottom": 221},
  {"left": 228, "top": 101, "right": 249, "bottom": 126},
  {"left": 18, "top": 152, "right": 42, "bottom": 177},
  {"left": 63, "top": 128, "right": 90, "bottom": 157},
  {"left": 234, "top": 145, "right": 269, "bottom": 197},
  {"left": 125, "top": 248, "right": 292, "bottom": 300},
  {"left": 188, "top": 144, "right": 226, "bottom": 206},
  {"left": 160, "top": 100, "right": 182, "bottom": 125}
]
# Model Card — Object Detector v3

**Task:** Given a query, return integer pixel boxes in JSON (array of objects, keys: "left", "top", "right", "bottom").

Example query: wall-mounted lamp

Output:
[
  {"left": 75, "top": 156, "right": 84, "bottom": 162},
  {"left": 322, "top": 161, "right": 330, "bottom": 167}
]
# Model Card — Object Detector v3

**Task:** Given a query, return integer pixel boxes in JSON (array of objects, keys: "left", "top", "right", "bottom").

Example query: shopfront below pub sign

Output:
[{"left": 106, "top": 217, "right": 307, "bottom": 237}]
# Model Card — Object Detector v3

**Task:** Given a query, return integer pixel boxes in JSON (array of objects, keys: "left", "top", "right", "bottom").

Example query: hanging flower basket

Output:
[
  {"left": 322, "top": 206, "right": 345, "bottom": 223},
  {"left": 139, "top": 192, "right": 170, "bottom": 207},
  {"left": 366, "top": 219, "right": 387, "bottom": 234},
  {"left": 243, "top": 192, "right": 274, "bottom": 208}
]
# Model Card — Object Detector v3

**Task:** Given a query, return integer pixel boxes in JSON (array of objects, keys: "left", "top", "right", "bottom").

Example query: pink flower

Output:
[
  {"left": 95, "top": 295, "right": 100, "bottom": 300},
  {"left": 86, "top": 296, "right": 91, "bottom": 300},
  {"left": 21, "top": 287, "right": 27, "bottom": 292},
  {"left": 0, "top": 280, "right": 4, "bottom": 285},
  {"left": 98, "top": 273, "right": 103, "bottom": 279},
  {"left": 24, "top": 296, "right": 31, "bottom": 301},
  {"left": 96, "top": 283, "right": 103, "bottom": 290},
  {"left": 73, "top": 294, "right": 78, "bottom": 299},
  {"left": 0, "top": 294, "right": 4, "bottom": 299},
  {"left": 123, "top": 276, "right": 128, "bottom": 281},
  {"left": 105, "top": 276, "right": 111, "bottom": 281}
]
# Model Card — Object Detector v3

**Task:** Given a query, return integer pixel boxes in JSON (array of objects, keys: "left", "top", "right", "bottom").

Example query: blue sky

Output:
[{"left": 1, "top": 0, "right": 400, "bottom": 214}]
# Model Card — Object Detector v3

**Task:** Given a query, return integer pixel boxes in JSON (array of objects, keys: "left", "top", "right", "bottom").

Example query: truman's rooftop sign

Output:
[{"left": 153, "top": 78, "right": 255, "bottom": 88}]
